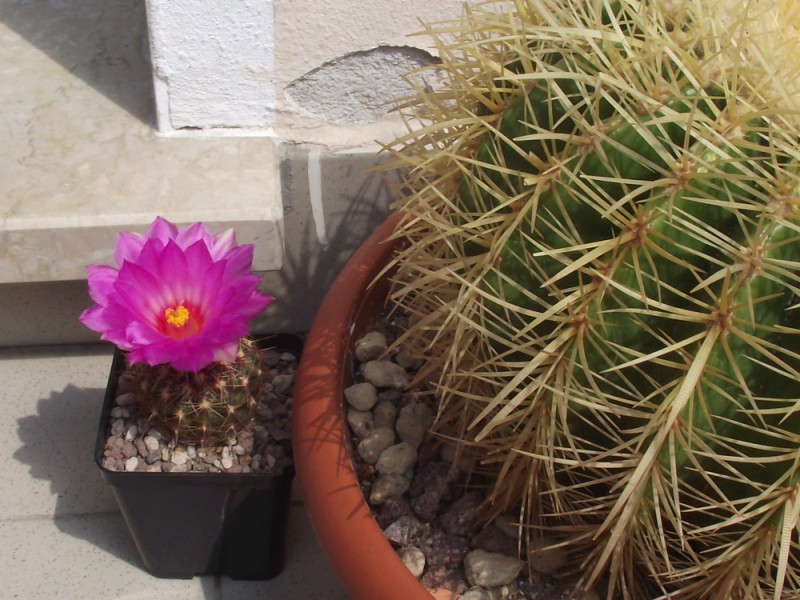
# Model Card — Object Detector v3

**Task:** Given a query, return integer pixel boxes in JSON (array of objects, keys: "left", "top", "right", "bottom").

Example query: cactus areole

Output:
[
  {"left": 80, "top": 217, "right": 273, "bottom": 445},
  {"left": 387, "top": 0, "right": 800, "bottom": 598}
]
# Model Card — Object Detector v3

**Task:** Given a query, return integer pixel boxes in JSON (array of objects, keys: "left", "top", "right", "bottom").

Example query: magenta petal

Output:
[
  {"left": 138, "top": 339, "right": 215, "bottom": 372},
  {"left": 156, "top": 240, "right": 193, "bottom": 301},
  {"left": 221, "top": 245, "right": 256, "bottom": 280},
  {"left": 125, "top": 320, "right": 164, "bottom": 346},
  {"left": 135, "top": 238, "right": 167, "bottom": 274},
  {"left": 113, "top": 232, "right": 146, "bottom": 267},
  {"left": 85, "top": 265, "right": 118, "bottom": 305},
  {"left": 114, "top": 262, "right": 168, "bottom": 325},
  {"left": 146, "top": 216, "right": 179, "bottom": 244},
  {"left": 213, "top": 340, "right": 239, "bottom": 363},
  {"left": 176, "top": 222, "right": 209, "bottom": 248},
  {"left": 78, "top": 304, "right": 110, "bottom": 334},
  {"left": 208, "top": 228, "right": 237, "bottom": 259}
]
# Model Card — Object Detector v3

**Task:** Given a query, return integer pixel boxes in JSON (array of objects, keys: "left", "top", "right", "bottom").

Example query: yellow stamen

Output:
[{"left": 165, "top": 304, "right": 190, "bottom": 328}]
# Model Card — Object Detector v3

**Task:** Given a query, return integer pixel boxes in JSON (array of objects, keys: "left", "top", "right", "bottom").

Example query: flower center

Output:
[
  {"left": 160, "top": 303, "right": 202, "bottom": 339},
  {"left": 165, "top": 304, "right": 190, "bottom": 327}
]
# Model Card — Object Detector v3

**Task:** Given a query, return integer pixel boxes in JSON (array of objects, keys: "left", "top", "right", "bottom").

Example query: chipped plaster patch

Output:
[{"left": 285, "top": 46, "right": 440, "bottom": 125}]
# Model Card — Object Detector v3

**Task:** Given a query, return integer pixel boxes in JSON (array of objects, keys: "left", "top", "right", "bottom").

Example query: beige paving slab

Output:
[
  {"left": 0, "top": 505, "right": 347, "bottom": 600},
  {"left": 3, "top": 345, "right": 117, "bottom": 519},
  {"left": 0, "top": 513, "right": 208, "bottom": 600}
]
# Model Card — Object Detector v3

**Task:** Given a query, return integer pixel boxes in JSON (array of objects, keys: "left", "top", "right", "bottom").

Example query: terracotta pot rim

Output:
[{"left": 292, "top": 214, "right": 454, "bottom": 600}]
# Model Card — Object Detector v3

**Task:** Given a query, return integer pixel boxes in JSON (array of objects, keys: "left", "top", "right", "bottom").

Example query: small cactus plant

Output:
[
  {"left": 131, "top": 338, "right": 264, "bottom": 445},
  {"left": 385, "top": 0, "right": 800, "bottom": 598},
  {"left": 80, "top": 217, "right": 273, "bottom": 446}
]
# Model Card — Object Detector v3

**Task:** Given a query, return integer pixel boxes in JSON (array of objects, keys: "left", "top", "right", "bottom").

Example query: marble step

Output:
[{"left": 1, "top": 0, "right": 282, "bottom": 284}]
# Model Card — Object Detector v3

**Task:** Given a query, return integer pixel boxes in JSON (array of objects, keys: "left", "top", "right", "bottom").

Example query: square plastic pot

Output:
[{"left": 94, "top": 335, "right": 301, "bottom": 580}]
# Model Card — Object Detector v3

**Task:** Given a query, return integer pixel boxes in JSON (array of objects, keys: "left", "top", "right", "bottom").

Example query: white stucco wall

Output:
[{"left": 145, "top": 0, "right": 464, "bottom": 146}]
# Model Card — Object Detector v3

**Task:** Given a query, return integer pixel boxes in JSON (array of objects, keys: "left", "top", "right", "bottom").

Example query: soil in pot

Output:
[{"left": 345, "top": 317, "right": 605, "bottom": 600}]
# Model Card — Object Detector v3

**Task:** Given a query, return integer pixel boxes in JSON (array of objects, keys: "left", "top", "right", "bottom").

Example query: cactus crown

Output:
[
  {"left": 385, "top": 0, "right": 800, "bottom": 598},
  {"left": 131, "top": 338, "right": 263, "bottom": 446}
]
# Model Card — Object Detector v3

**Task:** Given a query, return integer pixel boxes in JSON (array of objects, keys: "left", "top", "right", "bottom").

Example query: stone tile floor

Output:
[{"left": 1, "top": 343, "right": 349, "bottom": 599}]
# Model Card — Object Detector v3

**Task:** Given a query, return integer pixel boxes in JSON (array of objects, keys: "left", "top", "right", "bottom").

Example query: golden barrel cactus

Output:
[{"left": 386, "top": 0, "right": 800, "bottom": 597}]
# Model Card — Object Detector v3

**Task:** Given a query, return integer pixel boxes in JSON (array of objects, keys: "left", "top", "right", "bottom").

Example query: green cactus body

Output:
[
  {"left": 387, "top": 0, "right": 800, "bottom": 597},
  {"left": 132, "top": 338, "right": 263, "bottom": 446}
]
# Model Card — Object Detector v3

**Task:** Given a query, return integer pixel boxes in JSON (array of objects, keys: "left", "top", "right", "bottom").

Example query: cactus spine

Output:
[
  {"left": 386, "top": 0, "right": 800, "bottom": 598},
  {"left": 132, "top": 338, "right": 263, "bottom": 446}
]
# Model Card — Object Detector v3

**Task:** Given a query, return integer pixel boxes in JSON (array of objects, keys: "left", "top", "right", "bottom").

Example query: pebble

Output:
[
  {"left": 134, "top": 438, "right": 148, "bottom": 457},
  {"left": 116, "top": 392, "right": 135, "bottom": 406},
  {"left": 121, "top": 442, "right": 137, "bottom": 459},
  {"left": 125, "top": 456, "right": 139, "bottom": 472},
  {"left": 370, "top": 474, "right": 411, "bottom": 504},
  {"left": 439, "top": 491, "right": 483, "bottom": 536},
  {"left": 362, "top": 360, "right": 410, "bottom": 389},
  {"left": 262, "top": 350, "right": 282, "bottom": 367},
  {"left": 373, "top": 399, "right": 398, "bottom": 429},
  {"left": 344, "top": 382, "right": 378, "bottom": 411},
  {"left": 111, "top": 419, "right": 125, "bottom": 436},
  {"left": 462, "top": 585, "right": 515, "bottom": 600},
  {"left": 493, "top": 513, "right": 521, "bottom": 540},
  {"left": 124, "top": 424, "right": 138, "bottom": 442},
  {"left": 376, "top": 495, "right": 413, "bottom": 529},
  {"left": 409, "top": 461, "right": 455, "bottom": 522},
  {"left": 272, "top": 373, "right": 295, "bottom": 393},
  {"left": 394, "top": 346, "right": 422, "bottom": 371},
  {"left": 528, "top": 536, "right": 568, "bottom": 575},
  {"left": 171, "top": 448, "right": 188, "bottom": 465},
  {"left": 471, "top": 524, "right": 518, "bottom": 557},
  {"left": 144, "top": 435, "right": 160, "bottom": 452},
  {"left": 460, "top": 589, "right": 492, "bottom": 600},
  {"left": 398, "top": 546, "right": 426, "bottom": 578},
  {"left": 463, "top": 550, "right": 524, "bottom": 588},
  {"left": 354, "top": 331, "right": 388, "bottom": 362},
  {"left": 357, "top": 427, "right": 396, "bottom": 464},
  {"left": 396, "top": 402, "right": 434, "bottom": 449},
  {"left": 384, "top": 515, "right": 429, "bottom": 547},
  {"left": 346, "top": 408, "right": 374, "bottom": 439},
  {"left": 375, "top": 442, "right": 417, "bottom": 475}
]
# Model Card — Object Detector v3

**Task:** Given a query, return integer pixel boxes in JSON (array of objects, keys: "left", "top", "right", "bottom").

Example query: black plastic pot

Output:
[{"left": 94, "top": 335, "right": 301, "bottom": 580}]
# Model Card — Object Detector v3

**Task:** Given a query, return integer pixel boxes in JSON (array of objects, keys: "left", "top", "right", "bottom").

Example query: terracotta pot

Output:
[{"left": 293, "top": 214, "right": 455, "bottom": 600}]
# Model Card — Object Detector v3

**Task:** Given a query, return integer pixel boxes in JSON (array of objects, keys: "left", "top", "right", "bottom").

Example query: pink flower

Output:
[{"left": 79, "top": 217, "right": 273, "bottom": 371}]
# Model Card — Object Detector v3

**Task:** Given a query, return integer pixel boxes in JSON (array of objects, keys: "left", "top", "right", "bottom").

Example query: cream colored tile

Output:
[
  {"left": 3, "top": 346, "right": 118, "bottom": 519},
  {"left": 0, "top": 514, "right": 207, "bottom": 600}
]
